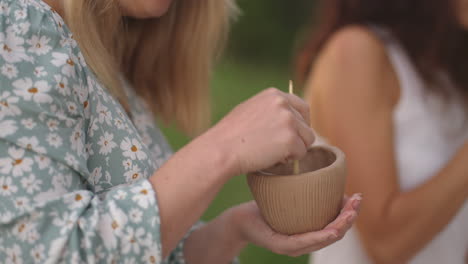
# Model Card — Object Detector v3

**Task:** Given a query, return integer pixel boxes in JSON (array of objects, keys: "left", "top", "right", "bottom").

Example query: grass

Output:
[{"left": 160, "top": 58, "right": 309, "bottom": 264}]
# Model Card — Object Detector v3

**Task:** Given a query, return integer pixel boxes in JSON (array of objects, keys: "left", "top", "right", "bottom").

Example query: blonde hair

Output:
[{"left": 63, "top": 0, "right": 237, "bottom": 135}]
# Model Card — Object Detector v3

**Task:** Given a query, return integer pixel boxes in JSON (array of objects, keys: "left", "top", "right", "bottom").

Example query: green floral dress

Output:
[{"left": 0, "top": 0, "right": 221, "bottom": 263}]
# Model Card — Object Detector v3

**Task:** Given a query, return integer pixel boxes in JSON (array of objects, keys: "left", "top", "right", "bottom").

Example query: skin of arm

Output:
[
  {"left": 150, "top": 88, "right": 360, "bottom": 260},
  {"left": 33, "top": 1, "right": 362, "bottom": 262},
  {"left": 305, "top": 26, "right": 468, "bottom": 264}
]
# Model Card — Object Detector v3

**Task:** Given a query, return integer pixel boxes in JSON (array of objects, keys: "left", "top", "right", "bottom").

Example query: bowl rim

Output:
[{"left": 253, "top": 144, "right": 346, "bottom": 178}]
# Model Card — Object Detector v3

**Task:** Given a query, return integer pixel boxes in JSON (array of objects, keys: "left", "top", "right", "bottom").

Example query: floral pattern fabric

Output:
[{"left": 0, "top": 0, "right": 208, "bottom": 263}]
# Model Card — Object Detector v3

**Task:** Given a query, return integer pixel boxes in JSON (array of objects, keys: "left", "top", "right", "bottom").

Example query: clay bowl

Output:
[{"left": 247, "top": 145, "right": 346, "bottom": 235}]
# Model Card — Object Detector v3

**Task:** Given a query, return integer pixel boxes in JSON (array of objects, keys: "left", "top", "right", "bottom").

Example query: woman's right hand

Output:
[{"left": 205, "top": 88, "right": 315, "bottom": 176}]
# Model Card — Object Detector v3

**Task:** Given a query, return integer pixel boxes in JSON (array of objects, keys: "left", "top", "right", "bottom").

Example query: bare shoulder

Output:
[
  {"left": 309, "top": 25, "right": 399, "bottom": 108},
  {"left": 320, "top": 25, "right": 389, "bottom": 72}
]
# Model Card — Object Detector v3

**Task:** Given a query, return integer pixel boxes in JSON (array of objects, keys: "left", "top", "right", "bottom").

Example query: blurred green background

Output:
[{"left": 162, "top": 1, "right": 317, "bottom": 263}]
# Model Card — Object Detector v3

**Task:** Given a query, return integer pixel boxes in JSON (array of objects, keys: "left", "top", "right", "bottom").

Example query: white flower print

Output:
[
  {"left": 0, "top": 31, "right": 30, "bottom": 63},
  {"left": 5, "top": 244, "right": 23, "bottom": 264},
  {"left": 51, "top": 52, "right": 76, "bottom": 77},
  {"left": 97, "top": 101, "right": 112, "bottom": 125},
  {"left": 46, "top": 118, "right": 59, "bottom": 131},
  {"left": 87, "top": 119, "right": 99, "bottom": 137},
  {"left": 13, "top": 78, "right": 53, "bottom": 103},
  {"left": 1, "top": 63, "right": 18, "bottom": 79},
  {"left": 70, "top": 123, "right": 84, "bottom": 157},
  {"left": 18, "top": 136, "right": 47, "bottom": 154},
  {"left": 51, "top": 172, "right": 72, "bottom": 191},
  {"left": 142, "top": 244, "right": 162, "bottom": 264},
  {"left": 122, "top": 159, "right": 132, "bottom": 170},
  {"left": 80, "top": 229, "right": 96, "bottom": 251},
  {"left": 113, "top": 190, "right": 127, "bottom": 200},
  {"left": 46, "top": 133, "right": 63, "bottom": 148},
  {"left": 27, "top": 35, "right": 52, "bottom": 55},
  {"left": 73, "top": 83, "right": 88, "bottom": 105},
  {"left": 53, "top": 74, "right": 70, "bottom": 96},
  {"left": 0, "top": 177, "right": 18, "bottom": 196},
  {"left": 48, "top": 237, "right": 68, "bottom": 262},
  {"left": 31, "top": 244, "right": 45, "bottom": 263},
  {"left": 131, "top": 182, "right": 154, "bottom": 209},
  {"left": 12, "top": 22, "right": 30, "bottom": 35},
  {"left": 99, "top": 201, "right": 128, "bottom": 250},
  {"left": 114, "top": 118, "right": 125, "bottom": 130},
  {"left": 66, "top": 101, "right": 78, "bottom": 115},
  {"left": 53, "top": 211, "right": 79, "bottom": 235},
  {"left": 20, "top": 118, "right": 36, "bottom": 129},
  {"left": 0, "top": 91, "right": 21, "bottom": 118},
  {"left": 14, "top": 9, "right": 27, "bottom": 20},
  {"left": 0, "top": 211, "right": 14, "bottom": 223},
  {"left": 12, "top": 217, "right": 39, "bottom": 243},
  {"left": 124, "top": 164, "right": 143, "bottom": 183},
  {"left": 34, "top": 155, "right": 51, "bottom": 170},
  {"left": 0, "top": 147, "right": 33, "bottom": 177},
  {"left": 13, "top": 196, "right": 31, "bottom": 212},
  {"left": 0, "top": 2, "right": 10, "bottom": 15},
  {"left": 122, "top": 227, "right": 145, "bottom": 254},
  {"left": 0, "top": 1, "right": 190, "bottom": 261},
  {"left": 59, "top": 33, "right": 75, "bottom": 48},
  {"left": 121, "top": 137, "right": 147, "bottom": 161},
  {"left": 84, "top": 142, "right": 94, "bottom": 156},
  {"left": 21, "top": 174, "right": 42, "bottom": 194},
  {"left": 129, "top": 208, "right": 143, "bottom": 224},
  {"left": 0, "top": 120, "right": 17, "bottom": 136},
  {"left": 33, "top": 66, "right": 47, "bottom": 77},
  {"left": 64, "top": 192, "right": 89, "bottom": 210},
  {"left": 90, "top": 167, "right": 102, "bottom": 185},
  {"left": 97, "top": 132, "right": 117, "bottom": 155},
  {"left": 64, "top": 153, "right": 79, "bottom": 169}
]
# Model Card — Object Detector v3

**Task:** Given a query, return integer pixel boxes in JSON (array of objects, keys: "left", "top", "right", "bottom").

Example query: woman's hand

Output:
[
  {"left": 205, "top": 88, "right": 315, "bottom": 176},
  {"left": 230, "top": 194, "right": 362, "bottom": 257}
]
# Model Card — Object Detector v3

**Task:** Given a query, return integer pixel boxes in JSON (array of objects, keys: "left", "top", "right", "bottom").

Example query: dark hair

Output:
[{"left": 295, "top": 0, "right": 468, "bottom": 97}]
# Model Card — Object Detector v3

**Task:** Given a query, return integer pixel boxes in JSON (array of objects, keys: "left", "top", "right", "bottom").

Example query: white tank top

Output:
[{"left": 312, "top": 27, "right": 468, "bottom": 264}]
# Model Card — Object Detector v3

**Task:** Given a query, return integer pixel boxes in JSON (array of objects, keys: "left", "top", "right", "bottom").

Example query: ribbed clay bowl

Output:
[{"left": 247, "top": 145, "right": 346, "bottom": 235}]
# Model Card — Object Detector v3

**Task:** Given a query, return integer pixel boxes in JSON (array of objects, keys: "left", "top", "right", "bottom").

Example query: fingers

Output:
[
  {"left": 284, "top": 93, "right": 311, "bottom": 126},
  {"left": 263, "top": 228, "right": 339, "bottom": 257},
  {"left": 288, "top": 197, "right": 362, "bottom": 255},
  {"left": 243, "top": 194, "right": 362, "bottom": 258},
  {"left": 323, "top": 195, "right": 361, "bottom": 235},
  {"left": 289, "top": 106, "right": 316, "bottom": 148},
  {"left": 341, "top": 193, "right": 362, "bottom": 213},
  {"left": 286, "top": 194, "right": 363, "bottom": 256}
]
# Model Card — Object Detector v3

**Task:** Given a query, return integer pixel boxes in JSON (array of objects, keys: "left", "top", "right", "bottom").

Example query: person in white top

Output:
[{"left": 295, "top": 0, "right": 468, "bottom": 263}]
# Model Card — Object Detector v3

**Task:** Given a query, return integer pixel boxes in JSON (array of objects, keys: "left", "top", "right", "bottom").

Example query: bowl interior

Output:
[{"left": 261, "top": 147, "right": 337, "bottom": 175}]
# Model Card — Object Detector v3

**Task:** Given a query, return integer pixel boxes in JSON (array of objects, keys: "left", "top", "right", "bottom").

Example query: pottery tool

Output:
[{"left": 289, "top": 80, "right": 300, "bottom": 175}]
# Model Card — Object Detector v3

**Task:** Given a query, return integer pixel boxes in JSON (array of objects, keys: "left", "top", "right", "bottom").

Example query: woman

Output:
[
  {"left": 0, "top": 0, "right": 361, "bottom": 263},
  {"left": 296, "top": 0, "right": 468, "bottom": 263}
]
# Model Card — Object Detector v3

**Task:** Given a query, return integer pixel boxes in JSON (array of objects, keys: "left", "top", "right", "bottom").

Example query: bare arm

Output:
[
  {"left": 305, "top": 26, "right": 468, "bottom": 264},
  {"left": 183, "top": 196, "right": 362, "bottom": 263},
  {"left": 151, "top": 88, "right": 361, "bottom": 262},
  {"left": 151, "top": 88, "right": 318, "bottom": 258}
]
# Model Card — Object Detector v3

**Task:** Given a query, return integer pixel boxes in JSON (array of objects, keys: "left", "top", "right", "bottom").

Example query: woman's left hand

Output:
[{"left": 230, "top": 194, "right": 362, "bottom": 257}]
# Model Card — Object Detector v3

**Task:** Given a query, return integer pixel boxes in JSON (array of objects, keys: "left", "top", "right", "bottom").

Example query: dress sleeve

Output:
[{"left": 0, "top": 2, "right": 192, "bottom": 263}]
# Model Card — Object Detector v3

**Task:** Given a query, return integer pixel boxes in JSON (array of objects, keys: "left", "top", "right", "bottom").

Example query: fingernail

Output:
[
  {"left": 351, "top": 194, "right": 362, "bottom": 210},
  {"left": 352, "top": 199, "right": 361, "bottom": 210},
  {"left": 353, "top": 193, "right": 363, "bottom": 201}
]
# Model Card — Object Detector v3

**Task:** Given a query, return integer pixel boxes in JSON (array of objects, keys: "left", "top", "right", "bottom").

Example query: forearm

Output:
[
  {"left": 184, "top": 208, "right": 247, "bottom": 263},
  {"left": 150, "top": 131, "right": 236, "bottom": 258},
  {"left": 362, "top": 146, "right": 468, "bottom": 263}
]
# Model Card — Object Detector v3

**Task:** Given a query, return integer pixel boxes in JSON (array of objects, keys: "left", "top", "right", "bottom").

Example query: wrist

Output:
[
  {"left": 195, "top": 126, "right": 240, "bottom": 180},
  {"left": 221, "top": 207, "right": 249, "bottom": 250}
]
